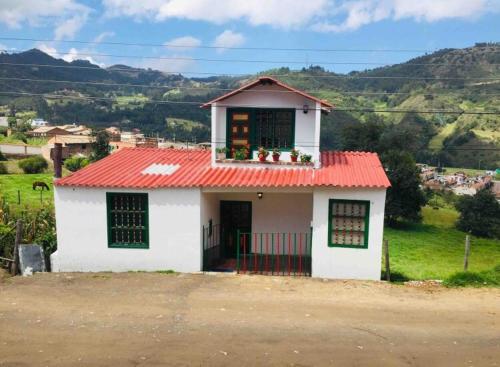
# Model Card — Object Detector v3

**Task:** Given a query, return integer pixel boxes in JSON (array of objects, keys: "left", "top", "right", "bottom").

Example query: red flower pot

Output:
[
  {"left": 258, "top": 154, "right": 267, "bottom": 162},
  {"left": 291, "top": 156, "right": 298, "bottom": 162},
  {"left": 272, "top": 154, "right": 280, "bottom": 162}
]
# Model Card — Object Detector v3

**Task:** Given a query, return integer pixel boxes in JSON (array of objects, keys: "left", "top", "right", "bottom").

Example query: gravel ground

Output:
[{"left": 0, "top": 271, "right": 499, "bottom": 366}]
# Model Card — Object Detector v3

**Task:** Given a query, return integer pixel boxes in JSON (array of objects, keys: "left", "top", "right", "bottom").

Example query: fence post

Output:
[
  {"left": 17, "top": 190, "right": 20, "bottom": 205},
  {"left": 383, "top": 239, "right": 390, "bottom": 281},
  {"left": 11, "top": 220, "right": 23, "bottom": 276},
  {"left": 464, "top": 235, "right": 471, "bottom": 271},
  {"left": 236, "top": 229, "right": 240, "bottom": 274}
]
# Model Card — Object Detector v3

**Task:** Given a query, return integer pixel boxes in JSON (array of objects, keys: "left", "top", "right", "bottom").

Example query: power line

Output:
[
  {"left": 2, "top": 37, "right": 499, "bottom": 54},
  {"left": 1, "top": 62, "right": 500, "bottom": 81},
  {"left": 2, "top": 76, "right": 500, "bottom": 97},
  {"left": 1, "top": 91, "right": 499, "bottom": 115},
  {"left": 4, "top": 48, "right": 500, "bottom": 68}
]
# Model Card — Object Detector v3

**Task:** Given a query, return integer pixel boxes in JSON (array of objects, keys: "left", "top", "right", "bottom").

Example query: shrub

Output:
[
  {"left": 10, "top": 132, "right": 28, "bottom": 144},
  {"left": 18, "top": 155, "right": 48, "bottom": 174},
  {"left": 444, "top": 266, "right": 500, "bottom": 287},
  {"left": 0, "top": 162, "right": 7, "bottom": 174},
  {"left": 64, "top": 156, "right": 89, "bottom": 172},
  {"left": 0, "top": 150, "right": 6, "bottom": 161},
  {"left": 455, "top": 189, "right": 500, "bottom": 238}
]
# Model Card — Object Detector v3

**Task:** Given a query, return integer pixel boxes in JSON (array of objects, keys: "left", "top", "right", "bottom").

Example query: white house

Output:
[{"left": 52, "top": 77, "right": 390, "bottom": 280}]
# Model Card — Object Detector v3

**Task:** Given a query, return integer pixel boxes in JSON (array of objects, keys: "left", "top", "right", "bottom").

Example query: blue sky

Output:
[{"left": 1, "top": 0, "right": 499, "bottom": 76}]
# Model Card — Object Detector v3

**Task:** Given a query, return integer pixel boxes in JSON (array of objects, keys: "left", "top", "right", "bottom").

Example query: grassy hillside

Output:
[{"left": 385, "top": 206, "right": 499, "bottom": 280}]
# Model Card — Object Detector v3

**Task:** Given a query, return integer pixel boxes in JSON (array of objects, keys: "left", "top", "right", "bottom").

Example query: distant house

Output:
[
  {"left": 30, "top": 118, "right": 50, "bottom": 128},
  {"left": 0, "top": 116, "right": 8, "bottom": 127},
  {"left": 29, "top": 126, "right": 70, "bottom": 138},
  {"left": 44, "top": 135, "right": 95, "bottom": 160},
  {"left": 52, "top": 77, "right": 390, "bottom": 281},
  {"left": 59, "top": 124, "right": 92, "bottom": 135}
]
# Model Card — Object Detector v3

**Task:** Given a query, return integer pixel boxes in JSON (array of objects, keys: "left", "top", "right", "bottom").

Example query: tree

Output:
[
  {"left": 18, "top": 155, "right": 48, "bottom": 174},
  {"left": 382, "top": 150, "right": 426, "bottom": 225},
  {"left": 340, "top": 117, "right": 385, "bottom": 153},
  {"left": 455, "top": 189, "right": 500, "bottom": 238},
  {"left": 90, "top": 130, "right": 111, "bottom": 162},
  {"left": 64, "top": 156, "right": 89, "bottom": 172}
]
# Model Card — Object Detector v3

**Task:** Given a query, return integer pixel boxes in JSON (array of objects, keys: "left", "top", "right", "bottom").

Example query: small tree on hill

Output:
[
  {"left": 455, "top": 189, "right": 500, "bottom": 238},
  {"left": 91, "top": 130, "right": 110, "bottom": 162},
  {"left": 382, "top": 150, "right": 426, "bottom": 225}
]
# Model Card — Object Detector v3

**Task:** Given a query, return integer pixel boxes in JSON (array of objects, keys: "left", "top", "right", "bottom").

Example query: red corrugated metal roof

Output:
[
  {"left": 201, "top": 76, "right": 333, "bottom": 109},
  {"left": 55, "top": 148, "right": 390, "bottom": 189}
]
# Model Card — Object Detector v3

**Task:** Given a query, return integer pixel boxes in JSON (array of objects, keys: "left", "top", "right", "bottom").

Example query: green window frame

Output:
[
  {"left": 328, "top": 199, "right": 370, "bottom": 249},
  {"left": 106, "top": 192, "right": 149, "bottom": 249},
  {"left": 225, "top": 108, "right": 296, "bottom": 154}
]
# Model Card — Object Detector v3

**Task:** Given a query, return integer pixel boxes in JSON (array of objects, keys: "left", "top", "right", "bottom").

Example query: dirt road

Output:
[{"left": 0, "top": 272, "right": 499, "bottom": 366}]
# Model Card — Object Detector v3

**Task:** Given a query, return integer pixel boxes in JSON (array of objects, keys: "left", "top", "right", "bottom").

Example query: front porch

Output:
[{"left": 201, "top": 191, "right": 313, "bottom": 276}]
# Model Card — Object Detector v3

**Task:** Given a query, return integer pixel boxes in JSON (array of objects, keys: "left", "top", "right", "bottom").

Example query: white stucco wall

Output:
[
  {"left": 52, "top": 186, "right": 202, "bottom": 272},
  {"left": 211, "top": 83, "right": 320, "bottom": 165},
  {"left": 311, "top": 188, "right": 387, "bottom": 280}
]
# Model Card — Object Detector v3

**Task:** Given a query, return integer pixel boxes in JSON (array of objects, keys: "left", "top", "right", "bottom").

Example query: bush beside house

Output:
[
  {"left": 64, "top": 156, "right": 89, "bottom": 172},
  {"left": 18, "top": 155, "right": 48, "bottom": 174}
]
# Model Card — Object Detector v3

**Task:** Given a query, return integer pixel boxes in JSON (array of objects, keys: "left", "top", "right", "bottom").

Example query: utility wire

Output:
[
  {"left": 2, "top": 76, "right": 499, "bottom": 97},
  {"left": 1, "top": 62, "right": 500, "bottom": 81},
  {"left": 3, "top": 48, "right": 500, "bottom": 67},
  {"left": 1, "top": 36, "right": 499, "bottom": 54},
  {"left": 1, "top": 91, "right": 499, "bottom": 115}
]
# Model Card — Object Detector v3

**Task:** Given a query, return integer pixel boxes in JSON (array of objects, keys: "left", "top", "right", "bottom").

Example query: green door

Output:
[{"left": 220, "top": 201, "right": 252, "bottom": 258}]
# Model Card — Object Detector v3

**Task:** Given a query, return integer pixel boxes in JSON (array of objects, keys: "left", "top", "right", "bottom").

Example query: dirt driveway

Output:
[{"left": 0, "top": 272, "right": 499, "bottom": 367}]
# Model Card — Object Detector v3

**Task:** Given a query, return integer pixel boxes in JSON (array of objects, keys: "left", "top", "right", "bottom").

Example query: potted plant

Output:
[
  {"left": 216, "top": 147, "right": 228, "bottom": 160},
  {"left": 272, "top": 148, "right": 281, "bottom": 162},
  {"left": 258, "top": 147, "right": 269, "bottom": 162},
  {"left": 234, "top": 147, "right": 248, "bottom": 161},
  {"left": 300, "top": 154, "right": 312, "bottom": 163},
  {"left": 290, "top": 148, "right": 300, "bottom": 162}
]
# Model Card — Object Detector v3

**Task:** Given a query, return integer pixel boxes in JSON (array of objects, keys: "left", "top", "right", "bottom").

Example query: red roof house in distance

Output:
[{"left": 52, "top": 77, "right": 390, "bottom": 281}]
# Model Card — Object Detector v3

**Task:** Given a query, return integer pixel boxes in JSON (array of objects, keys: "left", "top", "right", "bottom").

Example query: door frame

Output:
[{"left": 220, "top": 200, "right": 252, "bottom": 258}]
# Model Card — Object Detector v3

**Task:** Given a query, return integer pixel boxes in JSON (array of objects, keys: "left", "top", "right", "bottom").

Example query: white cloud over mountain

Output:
[{"left": 212, "top": 30, "right": 245, "bottom": 53}]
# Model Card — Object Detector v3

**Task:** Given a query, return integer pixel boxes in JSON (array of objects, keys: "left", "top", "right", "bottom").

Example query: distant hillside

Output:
[{"left": 0, "top": 44, "right": 499, "bottom": 169}]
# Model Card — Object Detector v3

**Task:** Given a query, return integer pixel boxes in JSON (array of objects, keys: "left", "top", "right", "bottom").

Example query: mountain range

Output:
[{"left": 0, "top": 44, "right": 499, "bottom": 169}]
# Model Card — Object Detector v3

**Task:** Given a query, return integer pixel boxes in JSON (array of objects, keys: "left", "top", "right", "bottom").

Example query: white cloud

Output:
[
  {"left": 55, "top": 14, "right": 88, "bottom": 40},
  {"left": 102, "top": 0, "right": 330, "bottom": 29},
  {"left": 0, "top": 0, "right": 90, "bottom": 39},
  {"left": 164, "top": 36, "right": 201, "bottom": 51},
  {"left": 212, "top": 30, "right": 245, "bottom": 53},
  {"left": 93, "top": 31, "right": 115, "bottom": 43},
  {"left": 144, "top": 55, "right": 196, "bottom": 73},
  {"left": 36, "top": 44, "right": 105, "bottom": 67},
  {"left": 313, "top": 0, "right": 497, "bottom": 32}
]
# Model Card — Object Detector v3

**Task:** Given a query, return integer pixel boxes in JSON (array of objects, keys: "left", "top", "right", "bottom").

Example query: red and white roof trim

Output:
[{"left": 201, "top": 76, "right": 334, "bottom": 111}]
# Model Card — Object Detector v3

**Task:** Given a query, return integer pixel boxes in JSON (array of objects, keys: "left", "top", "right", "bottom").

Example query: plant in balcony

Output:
[
  {"left": 272, "top": 148, "right": 281, "bottom": 162},
  {"left": 234, "top": 147, "right": 248, "bottom": 161},
  {"left": 216, "top": 147, "right": 228, "bottom": 160},
  {"left": 290, "top": 148, "right": 300, "bottom": 162},
  {"left": 300, "top": 154, "right": 312, "bottom": 163},
  {"left": 258, "top": 147, "right": 269, "bottom": 162}
]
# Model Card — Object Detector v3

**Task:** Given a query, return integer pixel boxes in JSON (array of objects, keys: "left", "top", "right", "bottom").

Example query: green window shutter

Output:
[
  {"left": 327, "top": 199, "right": 370, "bottom": 249},
  {"left": 106, "top": 192, "right": 149, "bottom": 249}
]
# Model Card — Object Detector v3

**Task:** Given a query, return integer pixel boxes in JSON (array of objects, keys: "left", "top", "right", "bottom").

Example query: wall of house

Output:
[
  {"left": 201, "top": 190, "right": 313, "bottom": 254},
  {"left": 211, "top": 83, "right": 320, "bottom": 165},
  {"left": 311, "top": 188, "right": 387, "bottom": 280},
  {"left": 52, "top": 186, "right": 203, "bottom": 272}
]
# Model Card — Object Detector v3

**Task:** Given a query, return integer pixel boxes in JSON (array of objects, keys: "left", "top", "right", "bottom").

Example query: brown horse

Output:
[{"left": 32, "top": 181, "right": 50, "bottom": 191}]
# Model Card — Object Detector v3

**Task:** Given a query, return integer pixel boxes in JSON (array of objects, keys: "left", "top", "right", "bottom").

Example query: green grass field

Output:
[
  {"left": 385, "top": 206, "right": 500, "bottom": 280},
  {"left": 0, "top": 173, "right": 54, "bottom": 209}
]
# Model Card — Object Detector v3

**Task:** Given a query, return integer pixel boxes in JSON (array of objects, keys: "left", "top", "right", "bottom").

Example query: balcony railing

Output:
[{"left": 236, "top": 230, "right": 312, "bottom": 276}]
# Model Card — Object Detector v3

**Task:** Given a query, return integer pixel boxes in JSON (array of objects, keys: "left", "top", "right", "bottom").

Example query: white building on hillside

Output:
[{"left": 52, "top": 77, "right": 390, "bottom": 280}]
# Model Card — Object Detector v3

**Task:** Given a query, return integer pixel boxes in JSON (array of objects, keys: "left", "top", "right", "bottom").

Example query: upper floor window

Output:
[{"left": 255, "top": 109, "right": 294, "bottom": 149}]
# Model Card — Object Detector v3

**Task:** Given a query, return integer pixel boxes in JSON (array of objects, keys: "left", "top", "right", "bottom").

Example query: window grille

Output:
[
  {"left": 107, "top": 193, "right": 149, "bottom": 249},
  {"left": 328, "top": 200, "right": 370, "bottom": 248},
  {"left": 255, "top": 109, "right": 293, "bottom": 149}
]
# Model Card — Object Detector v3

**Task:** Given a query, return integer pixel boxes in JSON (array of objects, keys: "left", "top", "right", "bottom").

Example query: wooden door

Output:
[
  {"left": 220, "top": 201, "right": 252, "bottom": 258},
  {"left": 229, "top": 111, "right": 250, "bottom": 158}
]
